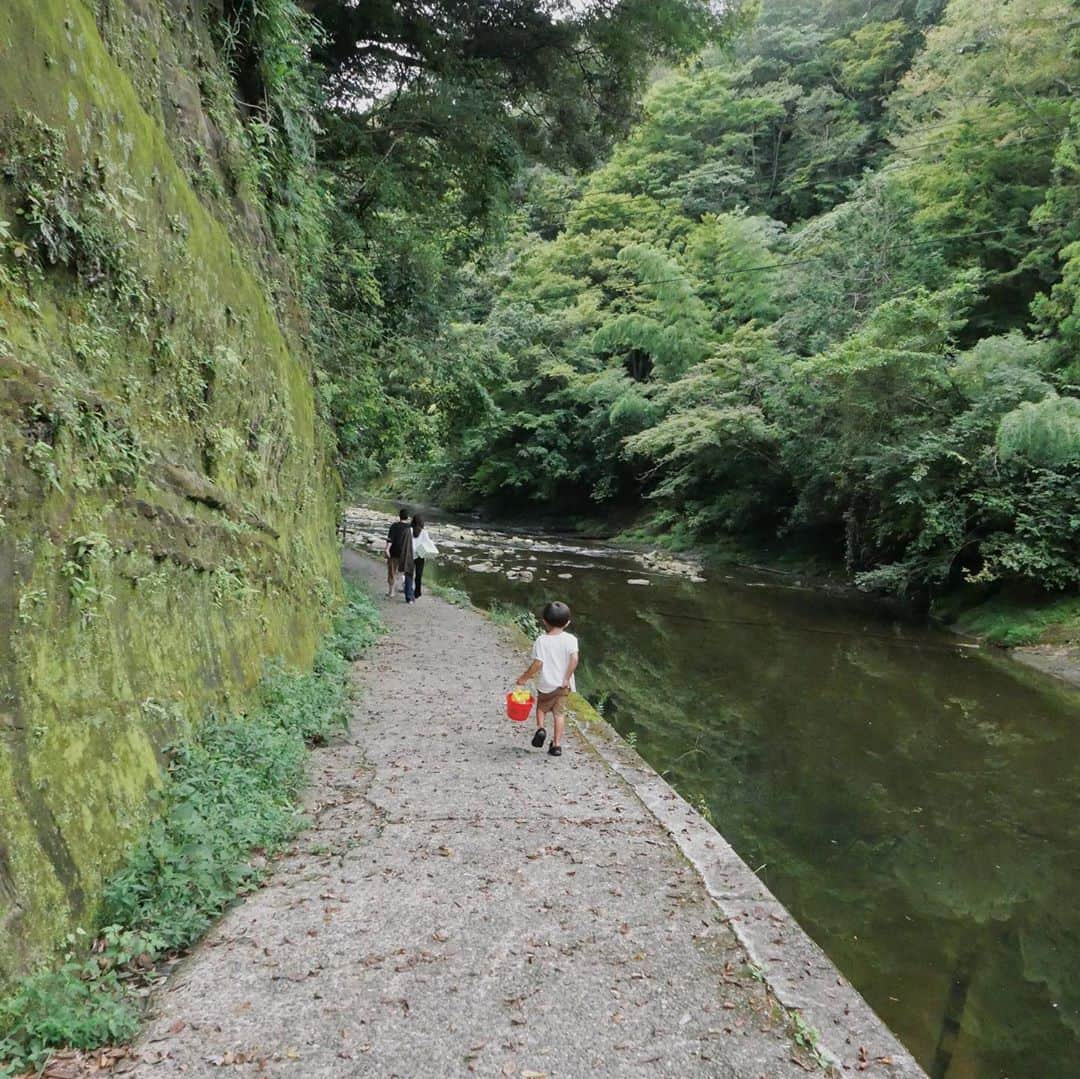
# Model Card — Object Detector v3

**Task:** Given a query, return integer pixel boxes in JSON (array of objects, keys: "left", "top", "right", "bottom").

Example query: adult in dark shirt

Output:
[{"left": 385, "top": 508, "right": 415, "bottom": 602}]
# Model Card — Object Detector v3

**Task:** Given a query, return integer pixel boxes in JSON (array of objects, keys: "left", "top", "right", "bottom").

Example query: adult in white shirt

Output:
[{"left": 410, "top": 515, "right": 438, "bottom": 598}]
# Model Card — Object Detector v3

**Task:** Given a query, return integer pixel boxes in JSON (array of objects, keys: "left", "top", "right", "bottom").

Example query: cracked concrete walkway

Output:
[{"left": 130, "top": 551, "right": 825, "bottom": 1078}]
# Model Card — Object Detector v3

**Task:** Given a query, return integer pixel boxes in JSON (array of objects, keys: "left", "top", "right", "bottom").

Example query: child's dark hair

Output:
[
  {"left": 398, "top": 507, "right": 409, "bottom": 520},
  {"left": 412, "top": 514, "right": 425, "bottom": 537},
  {"left": 542, "top": 601, "right": 571, "bottom": 628}
]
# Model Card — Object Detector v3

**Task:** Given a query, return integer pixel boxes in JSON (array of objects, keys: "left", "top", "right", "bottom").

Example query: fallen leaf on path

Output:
[{"left": 41, "top": 1060, "right": 80, "bottom": 1079}]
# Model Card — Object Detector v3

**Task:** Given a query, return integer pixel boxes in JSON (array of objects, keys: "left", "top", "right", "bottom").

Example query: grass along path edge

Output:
[{"left": 0, "top": 585, "right": 383, "bottom": 1077}]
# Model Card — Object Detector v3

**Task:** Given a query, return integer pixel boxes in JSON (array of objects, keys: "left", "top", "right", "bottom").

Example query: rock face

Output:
[{"left": 0, "top": 0, "right": 339, "bottom": 986}]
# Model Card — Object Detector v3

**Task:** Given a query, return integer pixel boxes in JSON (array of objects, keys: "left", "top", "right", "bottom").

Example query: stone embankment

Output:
[{"left": 130, "top": 551, "right": 923, "bottom": 1077}]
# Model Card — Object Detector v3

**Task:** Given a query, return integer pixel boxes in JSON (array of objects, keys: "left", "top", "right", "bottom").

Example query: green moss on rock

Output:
[{"left": 0, "top": 0, "right": 339, "bottom": 987}]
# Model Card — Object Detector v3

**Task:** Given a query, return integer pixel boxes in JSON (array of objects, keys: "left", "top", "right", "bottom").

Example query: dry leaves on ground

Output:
[{"left": 21, "top": 1047, "right": 141, "bottom": 1078}]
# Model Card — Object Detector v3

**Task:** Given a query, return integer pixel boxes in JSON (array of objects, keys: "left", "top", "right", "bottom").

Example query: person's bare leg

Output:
[
  {"left": 386, "top": 558, "right": 395, "bottom": 597},
  {"left": 531, "top": 704, "right": 548, "bottom": 747},
  {"left": 552, "top": 709, "right": 565, "bottom": 749}
]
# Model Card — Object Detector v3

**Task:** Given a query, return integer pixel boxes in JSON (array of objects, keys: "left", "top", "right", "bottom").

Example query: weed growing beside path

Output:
[
  {"left": 427, "top": 582, "right": 541, "bottom": 643},
  {"left": 425, "top": 581, "right": 471, "bottom": 608},
  {"left": 425, "top": 582, "right": 544, "bottom": 642},
  {"left": 0, "top": 585, "right": 382, "bottom": 1076},
  {"left": 486, "top": 601, "right": 542, "bottom": 642}
]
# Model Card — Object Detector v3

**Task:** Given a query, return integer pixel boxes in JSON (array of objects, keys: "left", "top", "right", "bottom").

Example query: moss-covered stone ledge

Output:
[{"left": 0, "top": 0, "right": 339, "bottom": 989}]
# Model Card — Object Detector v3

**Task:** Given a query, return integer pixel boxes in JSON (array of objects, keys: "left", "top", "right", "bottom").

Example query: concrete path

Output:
[{"left": 129, "top": 553, "right": 832, "bottom": 1078}]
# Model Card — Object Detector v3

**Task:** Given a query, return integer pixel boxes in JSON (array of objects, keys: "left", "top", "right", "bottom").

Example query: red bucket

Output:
[{"left": 506, "top": 691, "right": 534, "bottom": 722}]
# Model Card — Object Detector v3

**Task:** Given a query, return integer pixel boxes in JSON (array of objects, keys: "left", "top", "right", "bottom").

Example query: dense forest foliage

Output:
[{"left": 230, "top": 0, "right": 1079, "bottom": 602}]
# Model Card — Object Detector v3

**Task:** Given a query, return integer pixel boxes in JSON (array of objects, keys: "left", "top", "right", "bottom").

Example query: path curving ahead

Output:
[{"left": 128, "top": 551, "right": 903, "bottom": 1078}]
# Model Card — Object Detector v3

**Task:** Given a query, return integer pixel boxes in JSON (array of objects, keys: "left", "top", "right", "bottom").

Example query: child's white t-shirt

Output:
[{"left": 532, "top": 631, "right": 579, "bottom": 693}]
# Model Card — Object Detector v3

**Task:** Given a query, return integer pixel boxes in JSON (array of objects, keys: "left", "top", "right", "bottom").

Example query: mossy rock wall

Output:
[{"left": 0, "top": 0, "right": 340, "bottom": 986}]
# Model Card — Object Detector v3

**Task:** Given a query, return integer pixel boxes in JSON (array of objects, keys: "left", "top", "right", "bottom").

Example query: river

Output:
[{"left": 346, "top": 504, "right": 1080, "bottom": 1079}]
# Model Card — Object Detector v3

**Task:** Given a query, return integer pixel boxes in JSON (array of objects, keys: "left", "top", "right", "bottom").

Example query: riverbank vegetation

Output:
[
  {"left": 150, "top": 0, "right": 1075, "bottom": 619},
  {"left": 320, "top": 0, "right": 1078, "bottom": 634},
  {"left": 0, "top": 587, "right": 380, "bottom": 1074}
]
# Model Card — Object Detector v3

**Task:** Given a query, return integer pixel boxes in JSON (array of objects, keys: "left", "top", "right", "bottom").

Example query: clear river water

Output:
[{"left": 348, "top": 504, "right": 1080, "bottom": 1079}]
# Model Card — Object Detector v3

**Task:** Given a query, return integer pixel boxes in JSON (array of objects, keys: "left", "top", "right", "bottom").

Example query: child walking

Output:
[{"left": 516, "top": 601, "right": 579, "bottom": 757}]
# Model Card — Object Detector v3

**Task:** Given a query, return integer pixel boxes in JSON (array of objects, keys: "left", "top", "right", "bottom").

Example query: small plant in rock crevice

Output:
[
  {"left": 60, "top": 533, "right": 116, "bottom": 621},
  {"left": 789, "top": 1009, "right": 827, "bottom": 1068},
  {"left": 0, "top": 114, "right": 150, "bottom": 316},
  {"left": 693, "top": 793, "right": 716, "bottom": 826}
]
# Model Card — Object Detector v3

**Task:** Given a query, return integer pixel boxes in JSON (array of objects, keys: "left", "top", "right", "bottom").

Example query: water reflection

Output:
[{"left": 347, "top": 505, "right": 1080, "bottom": 1078}]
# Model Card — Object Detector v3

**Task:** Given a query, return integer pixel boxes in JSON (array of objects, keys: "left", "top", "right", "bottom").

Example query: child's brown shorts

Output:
[{"left": 536, "top": 687, "right": 569, "bottom": 717}]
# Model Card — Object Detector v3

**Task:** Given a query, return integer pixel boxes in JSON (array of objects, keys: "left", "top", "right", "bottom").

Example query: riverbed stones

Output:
[
  {"left": 627, "top": 578, "right": 650, "bottom": 586},
  {"left": 636, "top": 547, "right": 704, "bottom": 581},
  {"left": 342, "top": 505, "right": 702, "bottom": 589}
]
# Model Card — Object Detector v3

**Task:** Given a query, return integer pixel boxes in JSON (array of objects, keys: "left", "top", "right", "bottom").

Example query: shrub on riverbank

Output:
[
  {"left": 0, "top": 585, "right": 382, "bottom": 1076},
  {"left": 933, "top": 590, "right": 1080, "bottom": 648}
]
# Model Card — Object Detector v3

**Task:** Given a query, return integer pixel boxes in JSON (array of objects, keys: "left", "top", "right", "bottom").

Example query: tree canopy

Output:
[
  {"left": 223, "top": 0, "right": 1079, "bottom": 601},
  {"left": 321, "top": 0, "right": 1077, "bottom": 601}
]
